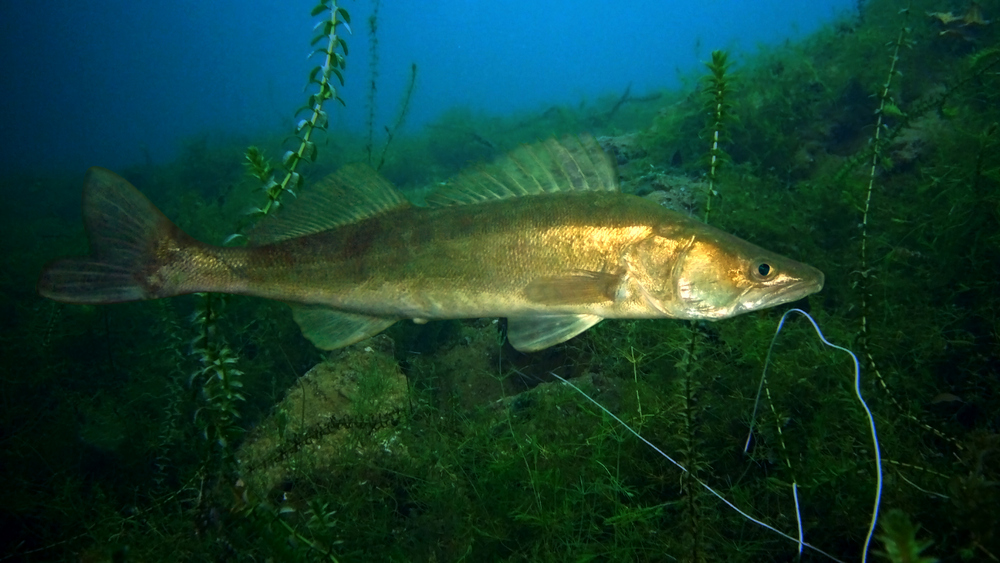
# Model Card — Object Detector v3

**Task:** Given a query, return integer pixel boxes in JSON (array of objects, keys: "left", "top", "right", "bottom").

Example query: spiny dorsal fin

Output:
[
  {"left": 249, "top": 163, "right": 410, "bottom": 245},
  {"left": 425, "top": 134, "right": 618, "bottom": 207}
]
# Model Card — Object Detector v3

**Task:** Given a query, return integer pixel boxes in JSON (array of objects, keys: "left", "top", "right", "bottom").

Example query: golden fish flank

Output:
[{"left": 38, "top": 135, "right": 824, "bottom": 352}]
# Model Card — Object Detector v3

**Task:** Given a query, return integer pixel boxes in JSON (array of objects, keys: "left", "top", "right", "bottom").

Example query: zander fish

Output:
[{"left": 38, "top": 135, "right": 824, "bottom": 352}]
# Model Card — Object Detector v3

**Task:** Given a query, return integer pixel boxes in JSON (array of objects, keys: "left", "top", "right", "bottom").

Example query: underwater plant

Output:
[
  {"left": 244, "top": 0, "right": 351, "bottom": 219},
  {"left": 700, "top": 49, "right": 733, "bottom": 224},
  {"left": 664, "top": 50, "right": 737, "bottom": 562},
  {"left": 877, "top": 509, "right": 938, "bottom": 563},
  {"left": 857, "top": 3, "right": 911, "bottom": 366},
  {"left": 365, "top": 0, "right": 381, "bottom": 167},
  {"left": 376, "top": 62, "right": 418, "bottom": 172},
  {"left": 363, "top": 0, "right": 417, "bottom": 172}
]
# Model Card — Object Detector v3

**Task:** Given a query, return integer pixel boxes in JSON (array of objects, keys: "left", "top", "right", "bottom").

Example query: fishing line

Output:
[
  {"left": 745, "top": 308, "right": 883, "bottom": 563},
  {"left": 552, "top": 308, "right": 882, "bottom": 563},
  {"left": 550, "top": 372, "right": 846, "bottom": 563}
]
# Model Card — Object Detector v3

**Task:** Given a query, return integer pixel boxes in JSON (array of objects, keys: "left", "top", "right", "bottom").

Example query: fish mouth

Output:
[
  {"left": 771, "top": 268, "right": 825, "bottom": 306},
  {"left": 738, "top": 267, "right": 824, "bottom": 315}
]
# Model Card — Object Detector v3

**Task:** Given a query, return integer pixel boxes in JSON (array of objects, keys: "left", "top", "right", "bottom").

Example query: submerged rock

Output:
[{"left": 237, "top": 335, "right": 408, "bottom": 499}]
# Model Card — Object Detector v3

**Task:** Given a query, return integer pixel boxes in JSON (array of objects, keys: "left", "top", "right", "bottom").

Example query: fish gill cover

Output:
[{"left": 1, "top": 0, "right": 999, "bottom": 561}]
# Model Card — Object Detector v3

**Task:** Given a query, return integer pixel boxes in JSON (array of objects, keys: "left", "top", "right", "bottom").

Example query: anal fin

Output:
[
  {"left": 288, "top": 303, "right": 397, "bottom": 350},
  {"left": 506, "top": 314, "right": 603, "bottom": 352}
]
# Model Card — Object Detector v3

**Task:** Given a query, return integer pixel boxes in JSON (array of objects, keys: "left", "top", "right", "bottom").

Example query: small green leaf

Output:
[
  {"left": 320, "top": 83, "right": 335, "bottom": 101},
  {"left": 310, "top": 3, "right": 327, "bottom": 17},
  {"left": 336, "top": 7, "right": 350, "bottom": 24},
  {"left": 882, "top": 102, "right": 905, "bottom": 118},
  {"left": 308, "top": 48, "right": 330, "bottom": 60}
]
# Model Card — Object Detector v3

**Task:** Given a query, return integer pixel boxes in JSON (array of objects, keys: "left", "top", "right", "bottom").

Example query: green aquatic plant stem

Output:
[
  {"left": 852, "top": 2, "right": 963, "bottom": 451},
  {"left": 190, "top": 293, "right": 245, "bottom": 464},
  {"left": 832, "top": 46, "right": 1000, "bottom": 188},
  {"left": 747, "top": 351, "right": 804, "bottom": 555},
  {"left": 248, "top": 0, "right": 351, "bottom": 219},
  {"left": 661, "top": 49, "right": 734, "bottom": 560},
  {"left": 702, "top": 50, "right": 731, "bottom": 225},
  {"left": 676, "top": 327, "right": 705, "bottom": 562},
  {"left": 365, "top": 0, "right": 380, "bottom": 166},
  {"left": 670, "top": 49, "right": 733, "bottom": 560},
  {"left": 376, "top": 62, "right": 418, "bottom": 172},
  {"left": 847, "top": 4, "right": 986, "bottom": 454},
  {"left": 859, "top": 4, "right": 908, "bottom": 355}
]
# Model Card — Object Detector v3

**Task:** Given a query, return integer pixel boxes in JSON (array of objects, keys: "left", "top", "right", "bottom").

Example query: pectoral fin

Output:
[
  {"left": 288, "top": 303, "right": 397, "bottom": 350},
  {"left": 506, "top": 314, "right": 603, "bottom": 352},
  {"left": 523, "top": 271, "right": 623, "bottom": 306}
]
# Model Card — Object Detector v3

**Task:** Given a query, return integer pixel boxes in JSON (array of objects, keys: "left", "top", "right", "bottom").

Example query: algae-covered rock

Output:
[{"left": 237, "top": 335, "right": 408, "bottom": 499}]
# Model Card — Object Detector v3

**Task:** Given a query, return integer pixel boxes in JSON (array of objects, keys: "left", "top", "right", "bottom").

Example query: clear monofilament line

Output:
[
  {"left": 553, "top": 308, "right": 882, "bottom": 562},
  {"left": 746, "top": 308, "right": 883, "bottom": 563},
  {"left": 551, "top": 372, "right": 847, "bottom": 563}
]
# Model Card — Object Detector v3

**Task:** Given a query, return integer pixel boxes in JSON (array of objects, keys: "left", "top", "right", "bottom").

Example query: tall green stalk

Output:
[
  {"left": 365, "top": 0, "right": 381, "bottom": 166},
  {"left": 245, "top": 0, "right": 351, "bottom": 219},
  {"left": 701, "top": 50, "right": 733, "bottom": 225}
]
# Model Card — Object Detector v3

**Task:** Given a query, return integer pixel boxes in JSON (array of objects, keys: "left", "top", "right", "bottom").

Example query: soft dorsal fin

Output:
[
  {"left": 249, "top": 163, "right": 410, "bottom": 245},
  {"left": 425, "top": 134, "right": 618, "bottom": 207}
]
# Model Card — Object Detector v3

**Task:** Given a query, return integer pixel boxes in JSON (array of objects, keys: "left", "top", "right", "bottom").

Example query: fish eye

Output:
[{"left": 754, "top": 262, "right": 772, "bottom": 279}]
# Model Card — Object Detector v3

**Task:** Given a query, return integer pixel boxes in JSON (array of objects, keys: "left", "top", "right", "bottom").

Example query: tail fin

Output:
[{"left": 38, "top": 167, "right": 192, "bottom": 304}]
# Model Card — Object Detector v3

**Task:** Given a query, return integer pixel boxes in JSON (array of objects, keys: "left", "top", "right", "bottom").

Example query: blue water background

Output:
[{"left": 1, "top": 0, "right": 854, "bottom": 174}]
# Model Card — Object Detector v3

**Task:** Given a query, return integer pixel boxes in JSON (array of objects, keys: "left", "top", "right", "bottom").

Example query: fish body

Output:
[{"left": 38, "top": 136, "right": 823, "bottom": 351}]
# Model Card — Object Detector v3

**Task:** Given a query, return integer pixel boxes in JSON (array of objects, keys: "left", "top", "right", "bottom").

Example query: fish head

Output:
[{"left": 630, "top": 222, "right": 825, "bottom": 321}]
